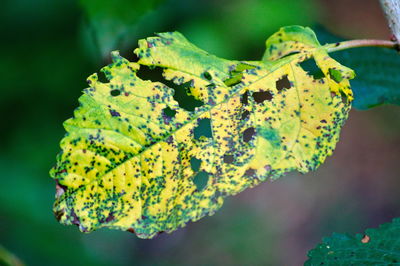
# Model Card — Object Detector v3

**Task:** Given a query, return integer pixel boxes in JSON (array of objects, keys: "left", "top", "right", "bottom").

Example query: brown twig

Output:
[{"left": 325, "top": 39, "right": 399, "bottom": 53}]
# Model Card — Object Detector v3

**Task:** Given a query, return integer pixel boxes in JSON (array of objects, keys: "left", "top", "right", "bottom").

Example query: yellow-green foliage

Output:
[{"left": 50, "top": 26, "right": 355, "bottom": 238}]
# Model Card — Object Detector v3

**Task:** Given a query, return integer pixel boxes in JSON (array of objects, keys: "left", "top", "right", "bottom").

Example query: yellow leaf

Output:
[{"left": 50, "top": 26, "right": 354, "bottom": 238}]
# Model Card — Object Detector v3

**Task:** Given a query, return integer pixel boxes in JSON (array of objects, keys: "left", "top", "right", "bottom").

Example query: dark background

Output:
[{"left": 1, "top": 0, "right": 400, "bottom": 265}]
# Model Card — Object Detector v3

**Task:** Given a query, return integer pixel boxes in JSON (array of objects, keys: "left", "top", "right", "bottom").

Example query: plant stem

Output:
[{"left": 325, "top": 39, "right": 398, "bottom": 53}]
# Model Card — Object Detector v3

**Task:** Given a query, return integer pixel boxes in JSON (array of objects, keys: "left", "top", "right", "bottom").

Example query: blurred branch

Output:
[
  {"left": 326, "top": 39, "right": 398, "bottom": 53},
  {"left": 379, "top": 0, "right": 400, "bottom": 41}
]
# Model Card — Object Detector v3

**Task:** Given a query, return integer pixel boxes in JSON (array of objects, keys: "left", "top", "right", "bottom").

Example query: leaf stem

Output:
[{"left": 325, "top": 39, "right": 399, "bottom": 53}]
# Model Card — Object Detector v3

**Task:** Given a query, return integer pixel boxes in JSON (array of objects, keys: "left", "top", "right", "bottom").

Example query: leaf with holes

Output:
[
  {"left": 50, "top": 26, "right": 355, "bottom": 238},
  {"left": 306, "top": 218, "right": 400, "bottom": 265}
]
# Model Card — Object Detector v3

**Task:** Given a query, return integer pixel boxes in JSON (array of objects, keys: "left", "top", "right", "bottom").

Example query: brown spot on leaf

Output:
[
  {"left": 223, "top": 154, "right": 234, "bottom": 164},
  {"left": 253, "top": 90, "right": 273, "bottom": 103},
  {"left": 106, "top": 213, "right": 115, "bottom": 223},
  {"left": 241, "top": 91, "right": 249, "bottom": 105},
  {"left": 243, "top": 127, "right": 256, "bottom": 142},
  {"left": 276, "top": 75, "right": 292, "bottom": 91}
]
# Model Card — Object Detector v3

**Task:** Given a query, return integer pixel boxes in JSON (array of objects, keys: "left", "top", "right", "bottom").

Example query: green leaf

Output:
[
  {"left": 50, "top": 26, "right": 355, "bottom": 238},
  {"left": 306, "top": 218, "right": 400, "bottom": 265},
  {"left": 80, "top": 0, "right": 163, "bottom": 57},
  {"left": 0, "top": 245, "right": 24, "bottom": 266},
  {"left": 317, "top": 27, "right": 400, "bottom": 109}
]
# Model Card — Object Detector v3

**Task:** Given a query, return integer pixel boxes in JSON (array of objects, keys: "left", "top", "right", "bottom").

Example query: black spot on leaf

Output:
[
  {"left": 136, "top": 65, "right": 203, "bottom": 111},
  {"left": 252, "top": 90, "right": 273, "bottom": 103},
  {"left": 105, "top": 213, "right": 115, "bottom": 223},
  {"left": 276, "top": 75, "right": 292, "bottom": 91},
  {"left": 109, "top": 109, "right": 121, "bottom": 117},
  {"left": 299, "top": 58, "right": 325, "bottom": 79},
  {"left": 243, "top": 127, "right": 256, "bottom": 142},
  {"left": 110, "top": 90, "right": 121, "bottom": 96},
  {"left": 202, "top": 71, "right": 212, "bottom": 80},
  {"left": 241, "top": 110, "right": 250, "bottom": 120},
  {"left": 193, "top": 171, "right": 209, "bottom": 191},
  {"left": 241, "top": 91, "right": 249, "bottom": 105}
]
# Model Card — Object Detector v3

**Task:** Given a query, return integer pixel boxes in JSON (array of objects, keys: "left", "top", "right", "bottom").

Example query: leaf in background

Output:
[
  {"left": 306, "top": 218, "right": 400, "bottom": 265},
  {"left": 50, "top": 26, "right": 354, "bottom": 238},
  {"left": 80, "top": 0, "right": 163, "bottom": 58},
  {"left": 317, "top": 27, "right": 400, "bottom": 109},
  {"left": 0, "top": 245, "right": 24, "bottom": 266}
]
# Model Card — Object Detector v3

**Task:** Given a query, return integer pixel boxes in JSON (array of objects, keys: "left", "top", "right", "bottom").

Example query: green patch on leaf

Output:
[
  {"left": 50, "top": 26, "right": 355, "bottom": 238},
  {"left": 306, "top": 218, "right": 400, "bottom": 265}
]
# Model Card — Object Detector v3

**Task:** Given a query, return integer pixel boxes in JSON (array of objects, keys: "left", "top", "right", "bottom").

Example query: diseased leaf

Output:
[
  {"left": 50, "top": 26, "right": 355, "bottom": 238},
  {"left": 317, "top": 27, "right": 400, "bottom": 109},
  {"left": 306, "top": 218, "right": 400, "bottom": 265}
]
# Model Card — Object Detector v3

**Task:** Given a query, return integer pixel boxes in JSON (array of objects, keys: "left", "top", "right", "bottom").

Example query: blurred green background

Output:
[{"left": 1, "top": 0, "right": 400, "bottom": 265}]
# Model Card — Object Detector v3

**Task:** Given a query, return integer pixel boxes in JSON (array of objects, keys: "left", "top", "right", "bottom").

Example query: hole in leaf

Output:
[
  {"left": 279, "top": 51, "right": 300, "bottom": 59},
  {"left": 241, "top": 91, "right": 249, "bottom": 105},
  {"left": 328, "top": 68, "right": 343, "bottom": 83},
  {"left": 54, "top": 209, "right": 64, "bottom": 221},
  {"left": 252, "top": 90, "right": 273, "bottom": 103},
  {"left": 193, "top": 171, "right": 209, "bottom": 191},
  {"left": 244, "top": 168, "right": 256, "bottom": 177},
  {"left": 190, "top": 157, "right": 201, "bottom": 172},
  {"left": 163, "top": 107, "right": 176, "bottom": 118},
  {"left": 136, "top": 65, "right": 204, "bottom": 111},
  {"left": 223, "top": 154, "right": 234, "bottom": 164},
  {"left": 202, "top": 71, "right": 212, "bottom": 81},
  {"left": 98, "top": 71, "right": 109, "bottom": 83},
  {"left": 340, "top": 90, "right": 348, "bottom": 104},
  {"left": 110, "top": 89, "right": 121, "bottom": 96},
  {"left": 55, "top": 180, "right": 67, "bottom": 198},
  {"left": 241, "top": 110, "right": 250, "bottom": 120},
  {"left": 276, "top": 75, "right": 292, "bottom": 91},
  {"left": 194, "top": 118, "right": 213, "bottom": 139},
  {"left": 243, "top": 127, "right": 256, "bottom": 142},
  {"left": 299, "top": 58, "right": 325, "bottom": 79}
]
